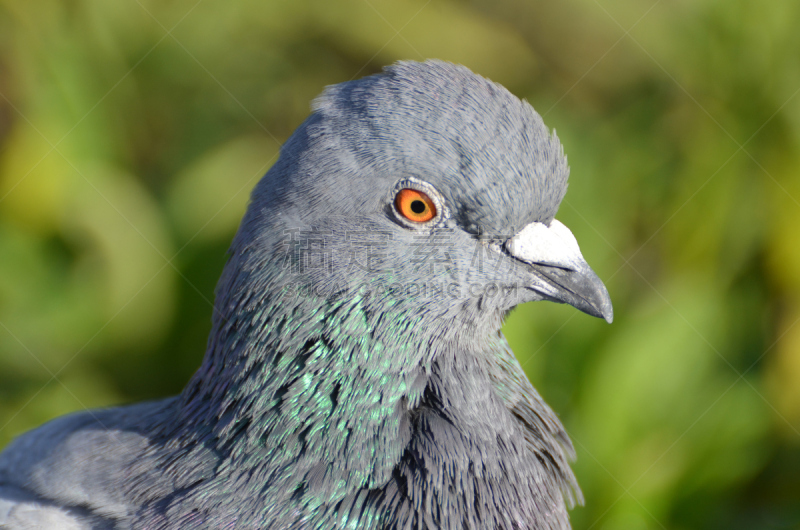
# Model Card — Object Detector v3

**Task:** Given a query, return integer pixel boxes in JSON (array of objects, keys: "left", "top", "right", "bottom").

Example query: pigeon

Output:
[{"left": 0, "top": 60, "right": 612, "bottom": 529}]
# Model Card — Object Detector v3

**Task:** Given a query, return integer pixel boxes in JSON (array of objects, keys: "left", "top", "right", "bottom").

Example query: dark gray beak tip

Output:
[
  {"left": 576, "top": 280, "right": 613, "bottom": 323},
  {"left": 531, "top": 263, "right": 614, "bottom": 324},
  {"left": 581, "top": 270, "right": 614, "bottom": 324},
  {"left": 599, "top": 294, "right": 614, "bottom": 324}
]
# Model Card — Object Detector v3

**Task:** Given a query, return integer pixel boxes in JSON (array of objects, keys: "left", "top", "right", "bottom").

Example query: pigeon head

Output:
[{"left": 220, "top": 61, "right": 611, "bottom": 347}]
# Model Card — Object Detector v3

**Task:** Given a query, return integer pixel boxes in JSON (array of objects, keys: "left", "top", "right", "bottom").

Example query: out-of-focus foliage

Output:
[{"left": 1, "top": 1, "right": 798, "bottom": 528}]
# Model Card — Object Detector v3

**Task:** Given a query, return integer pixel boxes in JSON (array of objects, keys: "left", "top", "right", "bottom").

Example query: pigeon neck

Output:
[
  {"left": 173, "top": 279, "right": 575, "bottom": 525},
  {"left": 178, "top": 262, "right": 507, "bottom": 432},
  {"left": 176, "top": 284, "right": 436, "bottom": 448}
]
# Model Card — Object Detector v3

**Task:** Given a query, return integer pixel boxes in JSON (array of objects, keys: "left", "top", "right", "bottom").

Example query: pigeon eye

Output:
[
  {"left": 395, "top": 189, "right": 437, "bottom": 223},
  {"left": 390, "top": 178, "right": 447, "bottom": 229}
]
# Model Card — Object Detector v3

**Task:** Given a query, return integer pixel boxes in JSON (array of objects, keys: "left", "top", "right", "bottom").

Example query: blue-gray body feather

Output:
[{"left": 0, "top": 61, "right": 611, "bottom": 529}]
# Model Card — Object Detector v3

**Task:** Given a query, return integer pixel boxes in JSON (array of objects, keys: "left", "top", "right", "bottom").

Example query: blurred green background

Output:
[{"left": 1, "top": 1, "right": 799, "bottom": 528}]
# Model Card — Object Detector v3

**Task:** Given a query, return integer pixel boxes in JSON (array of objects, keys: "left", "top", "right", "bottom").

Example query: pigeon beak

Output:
[{"left": 505, "top": 220, "right": 613, "bottom": 323}]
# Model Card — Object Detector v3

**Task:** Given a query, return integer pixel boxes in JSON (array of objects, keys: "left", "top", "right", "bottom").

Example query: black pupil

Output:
[{"left": 410, "top": 200, "right": 426, "bottom": 214}]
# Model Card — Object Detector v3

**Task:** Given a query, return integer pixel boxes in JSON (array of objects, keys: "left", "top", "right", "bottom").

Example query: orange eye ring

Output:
[{"left": 395, "top": 188, "right": 437, "bottom": 223}]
